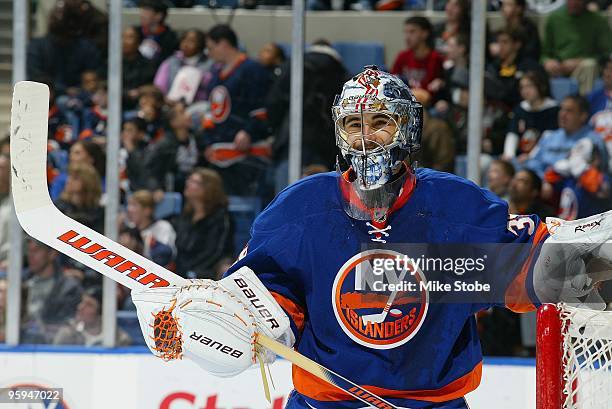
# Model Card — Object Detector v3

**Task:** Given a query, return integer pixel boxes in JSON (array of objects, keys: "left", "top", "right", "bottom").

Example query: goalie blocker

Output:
[{"left": 132, "top": 267, "right": 294, "bottom": 377}]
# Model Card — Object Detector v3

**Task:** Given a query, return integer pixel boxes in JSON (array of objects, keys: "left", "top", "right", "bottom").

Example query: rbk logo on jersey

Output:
[{"left": 332, "top": 250, "right": 428, "bottom": 349}]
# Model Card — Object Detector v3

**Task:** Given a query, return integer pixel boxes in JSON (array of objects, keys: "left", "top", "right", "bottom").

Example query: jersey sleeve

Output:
[
  {"left": 463, "top": 205, "right": 549, "bottom": 314},
  {"left": 223, "top": 204, "right": 307, "bottom": 340},
  {"left": 495, "top": 214, "right": 550, "bottom": 313},
  {"left": 436, "top": 174, "right": 550, "bottom": 314}
]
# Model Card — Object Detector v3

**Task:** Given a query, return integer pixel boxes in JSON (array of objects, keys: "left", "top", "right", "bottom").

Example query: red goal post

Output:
[{"left": 536, "top": 304, "right": 612, "bottom": 409}]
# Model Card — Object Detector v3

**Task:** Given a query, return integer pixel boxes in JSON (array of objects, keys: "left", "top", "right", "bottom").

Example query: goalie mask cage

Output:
[{"left": 536, "top": 304, "right": 612, "bottom": 409}]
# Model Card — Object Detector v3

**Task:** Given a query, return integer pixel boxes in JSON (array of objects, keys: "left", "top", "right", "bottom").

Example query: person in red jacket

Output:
[{"left": 391, "top": 16, "right": 445, "bottom": 100}]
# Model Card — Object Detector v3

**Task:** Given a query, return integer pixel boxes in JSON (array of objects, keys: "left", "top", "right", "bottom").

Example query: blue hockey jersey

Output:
[
  {"left": 200, "top": 55, "right": 270, "bottom": 148},
  {"left": 225, "top": 168, "right": 548, "bottom": 409}
]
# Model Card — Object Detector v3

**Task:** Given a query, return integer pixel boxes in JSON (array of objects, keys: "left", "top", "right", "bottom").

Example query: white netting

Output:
[{"left": 559, "top": 304, "right": 612, "bottom": 409}]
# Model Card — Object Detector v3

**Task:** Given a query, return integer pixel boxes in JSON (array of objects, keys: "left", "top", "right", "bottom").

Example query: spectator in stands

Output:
[
  {"left": 486, "top": 159, "right": 515, "bottom": 201},
  {"left": 485, "top": 27, "right": 542, "bottom": 110},
  {"left": 173, "top": 168, "right": 233, "bottom": 279},
  {"left": 59, "top": 70, "right": 99, "bottom": 115},
  {"left": 0, "top": 154, "right": 10, "bottom": 272},
  {"left": 154, "top": 29, "right": 213, "bottom": 105},
  {"left": 508, "top": 169, "right": 556, "bottom": 218},
  {"left": 52, "top": 70, "right": 102, "bottom": 146},
  {"left": 78, "top": 0, "right": 109, "bottom": 61},
  {"left": 432, "top": 33, "right": 470, "bottom": 153},
  {"left": 411, "top": 89, "right": 455, "bottom": 172},
  {"left": 392, "top": 17, "right": 444, "bottom": 100},
  {"left": 54, "top": 287, "right": 131, "bottom": 346},
  {"left": 433, "top": 0, "right": 470, "bottom": 55},
  {"left": 588, "top": 55, "right": 612, "bottom": 115},
  {"left": 26, "top": 0, "right": 101, "bottom": 96},
  {"left": 542, "top": 0, "right": 612, "bottom": 94},
  {"left": 50, "top": 140, "right": 106, "bottom": 201},
  {"left": 122, "top": 26, "right": 157, "bottom": 110},
  {"left": 257, "top": 42, "right": 286, "bottom": 82},
  {"left": 489, "top": 0, "right": 540, "bottom": 61},
  {"left": 42, "top": 80, "right": 75, "bottom": 149},
  {"left": 266, "top": 39, "right": 348, "bottom": 192},
  {"left": 21, "top": 239, "right": 83, "bottom": 344},
  {"left": 201, "top": 24, "right": 271, "bottom": 196},
  {"left": 588, "top": 55, "right": 612, "bottom": 171},
  {"left": 145, "top": 102, "right": 199, "bottom": 193},
  {"left": 119, "top": 225, "right": 145, "bottom": 256},
  {"left": 55, "top": 163, "right": 104, "bottom": 233},
  {"left": 137, "top": 0, "right": 179, "bottom": 67},
  {"left": 130, "top": 84, "right": 167, "bottom": 142},
  {"left": 79, "top": 82, "right": 108, "bottom": 143},
  {"left": 120, "top": 117, "right": 151, "bottom": 192},
  {"left": 502, "top": 71, "right": 559, "bottom": 162},
  {"left": 525, "top": 95, "right": 606, "bottom": 177},
  {"left": 125, "top": 190, "right": 176, "bottom": 266},
  {"left": 543, "top": 138, "right": 610, "bottom": 219}
]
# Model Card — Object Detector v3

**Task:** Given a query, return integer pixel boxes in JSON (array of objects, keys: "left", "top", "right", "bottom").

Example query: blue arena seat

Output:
[
  {"left": 278, "top": 42, "right": 386, "bottom": 76},
  {"left": 454, "top": 155, "right": 467, "bottom": 178},
  {"left": 332, "top": 42, "right": 386, "bottom": 75},
  {"left": 195, "top": 0, "right": 239, "bottom": 8},
  {"left": 154, "top": 192, "right": 183, "bottom": 220},
  {"left": 550, "top": 77, "right": 579, "bottom": 102},
  {"left": 117, "top": 310, "right": 145, "bottom": 346},
  {"left": 592, "top": 78, "right": 604, "bottom": 92},
  {"left": 48, "top": 149, "right": 69, "bottom": 173},
  {"left": 228, "top": 196, "right": 262, "bottom": 255}
]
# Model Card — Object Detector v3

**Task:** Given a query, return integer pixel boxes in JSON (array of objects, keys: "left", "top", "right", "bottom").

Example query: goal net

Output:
[{"left": 537, "top": 304, "right": 612, "bottom": 409}]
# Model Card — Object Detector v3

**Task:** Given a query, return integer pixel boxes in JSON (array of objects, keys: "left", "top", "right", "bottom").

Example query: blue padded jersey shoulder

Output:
[
  {"left": 252, "top": 172, "right": 342, "bottom": 233},
  {"left": 413, "top": 167, "right": 510, "bottom": 230}
]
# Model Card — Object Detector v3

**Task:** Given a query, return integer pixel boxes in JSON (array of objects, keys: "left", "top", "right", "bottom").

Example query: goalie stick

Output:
[{"left": 10, "top": 81, "right": 400, "bottom": 409}]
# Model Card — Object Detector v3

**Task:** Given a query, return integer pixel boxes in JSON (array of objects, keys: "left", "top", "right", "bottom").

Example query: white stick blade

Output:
[
  {"left": 9, "top": 80, "right": 188, "bottom": 290},
  {"left": 10, "top": 81, "right": 53, "bottom": 213}
]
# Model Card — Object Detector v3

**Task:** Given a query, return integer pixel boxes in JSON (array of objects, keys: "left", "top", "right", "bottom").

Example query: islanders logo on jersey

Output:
[
  {"left": 209, "top": 85, "right": 231, "bottom": 124},
  {"left": 332, "top": 249, "right": 428, "bottom": 349}
]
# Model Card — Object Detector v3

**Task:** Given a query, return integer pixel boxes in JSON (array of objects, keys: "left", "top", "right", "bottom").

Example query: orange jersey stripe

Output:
[
  {"left": 505, "top": 221, "right": 549, "bottom": 313},
  {"left": 270, "top": 291, "right": 305, "bottom": 333},
  {"left": 293, "top": 361, "right": 482, "bottom": 403}
]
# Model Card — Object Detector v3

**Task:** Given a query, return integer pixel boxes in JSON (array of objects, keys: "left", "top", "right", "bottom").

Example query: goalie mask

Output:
[{"left": 332, "top": 66, "right": 422, "bottom": 220}]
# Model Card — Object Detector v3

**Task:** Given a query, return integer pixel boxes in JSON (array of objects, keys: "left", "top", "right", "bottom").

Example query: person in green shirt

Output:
[{"left": 542, "top": 0, "right": 612, "bottom": 94}]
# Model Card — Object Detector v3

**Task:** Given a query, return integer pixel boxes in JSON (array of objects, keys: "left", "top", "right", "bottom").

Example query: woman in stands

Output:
[
  {"left": 49, "top": 140, "right": 106, "bottom": 201},
  {"left": 433, "top": 0, "right": 470, "bottom": 55},
  {"left": 501, "top": 70, "right": 559, "bottom": 163},
  {"left": 55, "top": 163, "right": 104, "bottom": 233},
  {"left": 172, "top": 168, "right": 234, "bottom": 279},
  {"left": 154, "top": 29, "right": 212, "bottom": 105},
  {"left": 125, "top": 190, "right": 176, "bottom": 267}
]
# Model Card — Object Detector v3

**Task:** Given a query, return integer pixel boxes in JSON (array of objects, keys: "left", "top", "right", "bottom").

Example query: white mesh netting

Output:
[{"left": 559, "top": 304, "right": 612, "bottom": 409}]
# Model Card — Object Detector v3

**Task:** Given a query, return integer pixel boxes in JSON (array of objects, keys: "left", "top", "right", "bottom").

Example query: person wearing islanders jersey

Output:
[
  {"left": 199, "top": 24, "right": 271, "bottom": 195},
  {"left": 132, "top": 66, "right": 611, "bottom": 409},
  {"left": 221, "top": 67, "right": 552, "bottom": 409}
]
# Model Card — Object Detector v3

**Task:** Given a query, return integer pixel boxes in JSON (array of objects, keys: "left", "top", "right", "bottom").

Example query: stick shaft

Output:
[
  {"left": 10, "top": 80, "right": 400, "bottom": 409},
  {"left": 257, "top": 334, "right": 398, "bottom": 409}
]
